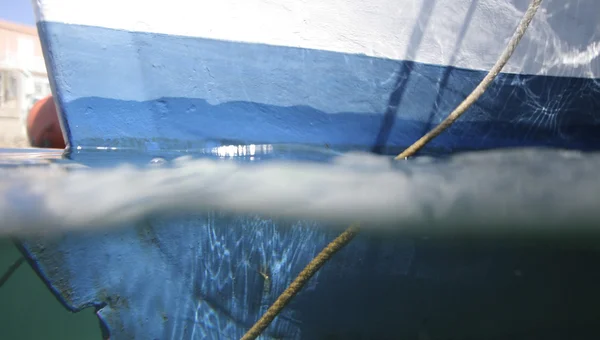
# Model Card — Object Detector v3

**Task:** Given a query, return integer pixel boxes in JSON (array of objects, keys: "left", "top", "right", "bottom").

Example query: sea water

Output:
[
  {"left": 2, "top": 146, "right": 600, "bottom": 339},
  {"left": 0, "top": 145, "right": 599, "bottom": 238}
]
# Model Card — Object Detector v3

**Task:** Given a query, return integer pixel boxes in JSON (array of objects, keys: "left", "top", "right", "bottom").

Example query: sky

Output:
[{"left": 0, "top": 0, "right": 35, "bottom": 26}]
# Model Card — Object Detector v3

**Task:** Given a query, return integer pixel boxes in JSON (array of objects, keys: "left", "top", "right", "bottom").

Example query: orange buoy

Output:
[{"left": 26, "top": 95, "right": 66, "bottom": 149}]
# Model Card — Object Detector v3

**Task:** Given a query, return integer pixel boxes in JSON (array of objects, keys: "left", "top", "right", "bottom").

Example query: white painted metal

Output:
[{"left": 33, "top": 0, "right": 600, "bottom": 78}]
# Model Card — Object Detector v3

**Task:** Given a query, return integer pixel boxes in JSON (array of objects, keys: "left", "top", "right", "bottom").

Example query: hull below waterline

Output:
[{"left": 19, "top": 209, "right": 600, "bottom": 340}]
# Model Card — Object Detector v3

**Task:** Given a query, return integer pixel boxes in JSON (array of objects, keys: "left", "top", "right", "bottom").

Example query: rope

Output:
[
  {"left": 240, "top": 224, "right": 359, "bottom": 340},
  {"left": 395, "top": 0, "right": 543, "bottom": 160},
  {"left": 0, "top": 256, "right": 25, "bottom": 289},
  {"left": 242, "top": 1, "right": 542, "bottom": 338}
]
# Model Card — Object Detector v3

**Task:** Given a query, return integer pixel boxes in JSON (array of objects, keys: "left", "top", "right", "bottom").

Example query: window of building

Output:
[
  {"left": 35, "top": 82, "right": 42, "bottom": 95},
  {"left": 7, "top": 76, "right": 17, "bottom": 100},
  {"left": 0, "top": 72, "right": 18, "bottom": 109}
]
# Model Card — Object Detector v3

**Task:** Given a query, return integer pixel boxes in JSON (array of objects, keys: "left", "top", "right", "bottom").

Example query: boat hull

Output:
[
  {"left": 34, "top": 0, "right": 600, "bottom": 153},
  {"left": 18, "top": 0, "right": 600, "bottom": 339}
]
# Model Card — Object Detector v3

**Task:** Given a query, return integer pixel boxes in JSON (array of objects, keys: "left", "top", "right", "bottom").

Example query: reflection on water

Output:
[{"left": 211, "top": 143, "right": 273, "bottom": 159}]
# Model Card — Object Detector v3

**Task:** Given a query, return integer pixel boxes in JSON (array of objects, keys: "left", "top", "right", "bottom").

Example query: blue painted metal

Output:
[{"left": 38, "top": 22, "right": 600, "bottom": 154}]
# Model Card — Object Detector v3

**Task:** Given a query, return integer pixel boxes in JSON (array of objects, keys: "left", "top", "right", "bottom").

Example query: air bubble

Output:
[{"left": 149, "top": 157, "right": 167, "bottom": 167}]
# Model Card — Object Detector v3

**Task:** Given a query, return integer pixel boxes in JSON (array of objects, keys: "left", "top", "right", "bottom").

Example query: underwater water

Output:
[
  {"left": 2, "top": 145, "right": 600, "bottom": 339},
  {"left": 0, "top": 237, "right": 103, "bottom": 340}
]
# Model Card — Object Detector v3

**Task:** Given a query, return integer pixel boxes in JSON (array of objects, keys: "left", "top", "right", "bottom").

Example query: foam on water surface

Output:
[{"left": 0, "top": 146, "right": 599, "bottom": 237}]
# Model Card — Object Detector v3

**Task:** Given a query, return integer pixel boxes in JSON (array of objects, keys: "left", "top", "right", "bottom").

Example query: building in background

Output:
[{"left": 0, "top": 19, "right": 51, "bottom": 130}]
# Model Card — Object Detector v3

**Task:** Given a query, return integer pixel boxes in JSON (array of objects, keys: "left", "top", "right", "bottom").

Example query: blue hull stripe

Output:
[{"left": 38, "top": 22, "right": 600, "bottom": 153}]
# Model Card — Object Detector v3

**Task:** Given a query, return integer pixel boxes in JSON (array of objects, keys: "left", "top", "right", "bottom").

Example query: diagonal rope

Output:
[
  {"left": 242, "top": 1, "right": 543, "bottom": 339},
  {"left": 394, "top": 0, "right": 543, "bottom": 160},
  {"left": 240, "top": 224, "right": 359, "bottom": 340},
  {"left": 0, "top": 256, "right": 25, "bottom": 289}
]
